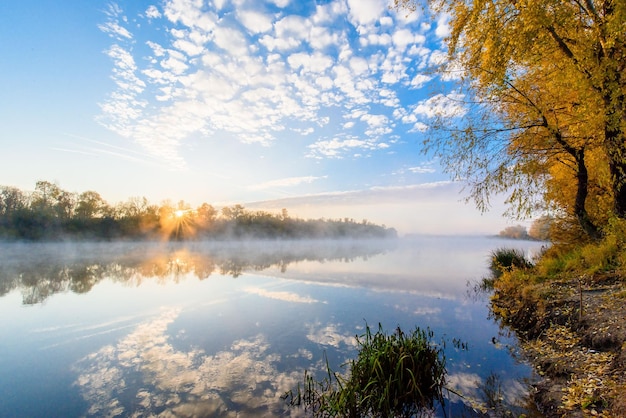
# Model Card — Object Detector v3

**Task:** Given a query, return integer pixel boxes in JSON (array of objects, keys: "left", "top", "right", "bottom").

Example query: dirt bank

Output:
[{"left": 490, "top": 272, "right": 626, "bottom": 417}]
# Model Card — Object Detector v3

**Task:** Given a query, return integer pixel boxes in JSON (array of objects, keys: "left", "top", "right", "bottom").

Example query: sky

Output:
[{"left": 0, "top": 0, "right": 521, "bottom": 235}]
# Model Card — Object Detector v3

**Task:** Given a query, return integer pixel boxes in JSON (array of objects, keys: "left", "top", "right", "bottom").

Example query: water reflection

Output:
[
  {"left": 73, "top": 308, "right": 304, "bottom": 417},
  {"left": 0, "top": 240, "right": 395, "bottom": 305},
  {"left": 0, "top": 237, "right": 544, "bottom": 417}
]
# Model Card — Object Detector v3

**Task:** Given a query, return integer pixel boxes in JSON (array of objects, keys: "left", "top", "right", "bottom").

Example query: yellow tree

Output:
[
  {"left": 502, "top": 54, "right": 610, "bottom": 239},
  {"left": 398, "top": 0, "right": 625, "bottom": 239}
]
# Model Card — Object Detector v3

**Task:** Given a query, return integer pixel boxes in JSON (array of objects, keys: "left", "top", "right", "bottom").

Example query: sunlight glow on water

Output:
[{"left": 0, "top": 237, "right": 544, "bottom": 417}]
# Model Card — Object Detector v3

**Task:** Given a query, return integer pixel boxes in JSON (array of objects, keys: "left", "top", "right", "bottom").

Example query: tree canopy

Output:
[{"left": 397, "top": 0, "right": 626, "bottom": 241}]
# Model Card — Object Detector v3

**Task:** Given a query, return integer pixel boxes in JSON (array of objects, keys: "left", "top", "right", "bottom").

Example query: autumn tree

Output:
[
  {"left": 397, "top": 0, "right": 626, "bottom": 241},
  {"left": 499, "top": 225, "right": 529, "bottom": 240},
  {"left": 528, "top": 215, "right": 553, "bottom": 241}
]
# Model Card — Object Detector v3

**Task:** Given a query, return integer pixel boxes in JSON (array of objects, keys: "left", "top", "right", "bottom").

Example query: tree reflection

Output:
[{"left": 0, "top": 240, "right": 395, "bottom": 304}]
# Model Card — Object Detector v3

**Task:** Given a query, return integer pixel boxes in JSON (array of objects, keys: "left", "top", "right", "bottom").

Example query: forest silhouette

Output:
[{"left": 0, "top": 181, "right": 397, "bottom": 241}]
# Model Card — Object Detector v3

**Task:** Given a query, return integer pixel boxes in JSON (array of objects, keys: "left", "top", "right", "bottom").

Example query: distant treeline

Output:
[{"left": 0, "top": 181, "right": 397, "bottom": 241}]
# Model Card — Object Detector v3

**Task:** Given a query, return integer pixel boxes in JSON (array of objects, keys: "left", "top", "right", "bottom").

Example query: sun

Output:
[{"left": 160, "top": 208, "right": 196, "bottom": 241}]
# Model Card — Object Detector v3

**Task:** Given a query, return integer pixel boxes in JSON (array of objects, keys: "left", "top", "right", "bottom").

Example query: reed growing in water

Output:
[{"left": 284, "top": 323, "right": 446, "bottom": 417}]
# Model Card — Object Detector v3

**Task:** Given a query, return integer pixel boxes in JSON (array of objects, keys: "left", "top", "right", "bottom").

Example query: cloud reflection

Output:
[
  {"left": 305, "top": 321, "right": 358, "bottom": 348},
  {"left": 446, "top": 371, "right": 531, "bottom": 415},
  {"left": 244, "top": 287, "right": 322, "bottom": 304},
  {"left": 73, "top": 308, "right": 306, "bottom": 417}
]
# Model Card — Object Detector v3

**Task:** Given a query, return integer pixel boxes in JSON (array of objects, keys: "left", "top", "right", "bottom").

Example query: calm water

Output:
[{"left": 0, "top": 237, "right": 544, "bottom": 417}]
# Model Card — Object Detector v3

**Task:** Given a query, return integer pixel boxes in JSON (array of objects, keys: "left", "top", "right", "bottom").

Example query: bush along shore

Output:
[{"left": 487, "top": 221, "right": 626, "bottom": 417}]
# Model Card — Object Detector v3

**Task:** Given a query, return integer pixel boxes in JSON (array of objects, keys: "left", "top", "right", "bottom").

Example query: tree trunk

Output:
[
  {"left": 574, "top": 149, "right": 602, "bottom": 240},
  {"left": 606, "top": 128, "right": 626, "bottom": 219},
  {"left": 552, "top": 129, "right": 602, "bottom": 240},
  {"left": 603, "top": 70, "right": 626, "bottom": 219}
]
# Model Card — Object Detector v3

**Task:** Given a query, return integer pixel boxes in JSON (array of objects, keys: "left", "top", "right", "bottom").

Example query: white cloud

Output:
[
  {"left": 410, "top": 73, "right": 432, "bottom": 89},
  {"left": 98, "top": 21, "right": 133, "bottom": 39},
  {"left": 214, "top": 0, "right": 228, "bottom": 10},
  {"left": 349, "top": 56, "right": 369, "bottom": 75},
  {"left": 312, "top": 0, "right": 348, "bottom": 25},
  {"left": 412, "top": 93, "right": 467, "bottom": 119},
  {"left": 238, "top": 9, "right": 274, "bottom": 34},
  {"left": 145, "top": 5, "right": 161, "bottom": 19},
  {"left": 315, "top": 75, "right": 334, "bottom": 90},
  {"left": 98, "top": 0, "right": 447, "bottom": 167},
  {"left": 99, "top": 3, "right": 133, "bottom": 40},
  {"left": 213, "top": 26, "right": 249, "bottom": 55},
  {"left": 307, "top": 137, "right": 375, "bottom": 158},
  {"left": 435, "top": 12, "right": 452, "bottom": 38},
  {"left": 249, "top": 176, "right": 326, "bottom": 190},
  {"left": 308, "top": 25, "right": 342, "bottom": 50},
  {"left": 259, "top": 33, "right": 301, "bottom": 51},
  {"left": 287, "top": 52, "right": 333, "bottom": 73},
  {"left": 274, "top": 14, "right": 310, "bottom": 41},
  {"left": 410, "top": 121, "right": 429, "bottom": 132},
  {"left": 392, "top": 28, "right": 421, "bottom": 50},
  {"left": 380, "top": 16, "right": 393, "bottom": 26},
  {"left": 365, "top": 32, "right": 392, "bottom": 47},
  {"left": 268, "top": 0, "right": 291, "bottom": 7},
  {"left": 408, "top": 164, "right": 436, "bottom": 174},
  {"left": 361, "top": 113, "right": 389, "bottom": 129},
  {"left": 160, "top": 49, "right": 189, "bottom": 74},
  {"left": 429, "top": 49, "right": 448, "bottom": 66},
  {"left": 163, "top": 0, "right": 218, "bottom": 32},
  {"left": 173, "top": 38, "right": 205, "bottom": 56},
  {"left": 347, "top": 0, "right": 387, "bottom": 26}
]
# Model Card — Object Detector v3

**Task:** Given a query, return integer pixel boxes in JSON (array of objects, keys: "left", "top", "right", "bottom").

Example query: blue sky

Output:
[{"left": 0, "top": 0, "right": 517, "bottom": 234}]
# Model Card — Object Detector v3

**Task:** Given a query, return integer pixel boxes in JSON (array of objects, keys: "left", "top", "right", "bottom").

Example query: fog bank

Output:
[{"left": 247, "top": 182, "right": 526, "bottom": 236}]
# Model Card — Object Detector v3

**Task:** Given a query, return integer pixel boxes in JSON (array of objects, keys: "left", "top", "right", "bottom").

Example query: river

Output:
[{"left": 0, "top": 236, "right": 544, "bottom": 417}]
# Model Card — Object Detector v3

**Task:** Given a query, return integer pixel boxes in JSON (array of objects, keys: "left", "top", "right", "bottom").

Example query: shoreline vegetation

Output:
[
  {"left": 487, "top": 222, "right": 626, "bottom": 417},
  {"left": 391, "top": 2, "right": 626, "bottom": 414},
  {"left": 0, "top": 181, "right": 396, "bottom": 241}
]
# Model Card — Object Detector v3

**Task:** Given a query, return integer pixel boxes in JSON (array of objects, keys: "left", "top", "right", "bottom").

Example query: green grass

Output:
[
  {"left": 284, "top": 324, "right": 447, "bottom": 417},
  {"left": 489, "top": 247, "right": 533, "bottom": 278}
]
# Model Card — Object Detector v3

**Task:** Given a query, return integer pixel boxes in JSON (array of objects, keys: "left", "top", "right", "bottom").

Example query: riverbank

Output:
[{"left": 490, "top": 267, "right": 626, "bottom": 416}]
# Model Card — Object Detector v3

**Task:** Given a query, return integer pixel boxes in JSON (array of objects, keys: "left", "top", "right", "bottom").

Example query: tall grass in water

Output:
[{"left": 284, "top": 323, "right": 446, "bottom": 417}]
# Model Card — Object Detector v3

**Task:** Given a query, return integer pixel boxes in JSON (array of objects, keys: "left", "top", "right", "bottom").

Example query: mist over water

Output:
[{"left": 0, "top": 236, "right": 544, "bottom": 416}]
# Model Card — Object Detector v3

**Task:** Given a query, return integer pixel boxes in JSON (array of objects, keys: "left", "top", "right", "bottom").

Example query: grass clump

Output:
[
  {"left": 534, "top": 217, "right": 626, "bottom": 278},
  {"left": 489, "top": 247, "right": 533, "bottom": 278},
  {"left": 284, "top": 324, "right": 446, "bottom": 417}
]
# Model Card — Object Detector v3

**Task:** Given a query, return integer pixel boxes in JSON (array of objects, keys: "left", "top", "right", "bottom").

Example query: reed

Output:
[{"left": 284, "top": 323, "right": 446, "bottom": 417}]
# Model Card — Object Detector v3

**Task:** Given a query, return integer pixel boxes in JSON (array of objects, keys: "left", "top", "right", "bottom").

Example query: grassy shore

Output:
[{"left": 488, "top": 223, "right": 626, "bottom": 417}]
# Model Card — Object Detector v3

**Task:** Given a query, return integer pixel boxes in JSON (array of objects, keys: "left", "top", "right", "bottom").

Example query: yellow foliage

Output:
[{"left": 396, "top": 0, "right": 626, "bottom": 241}]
